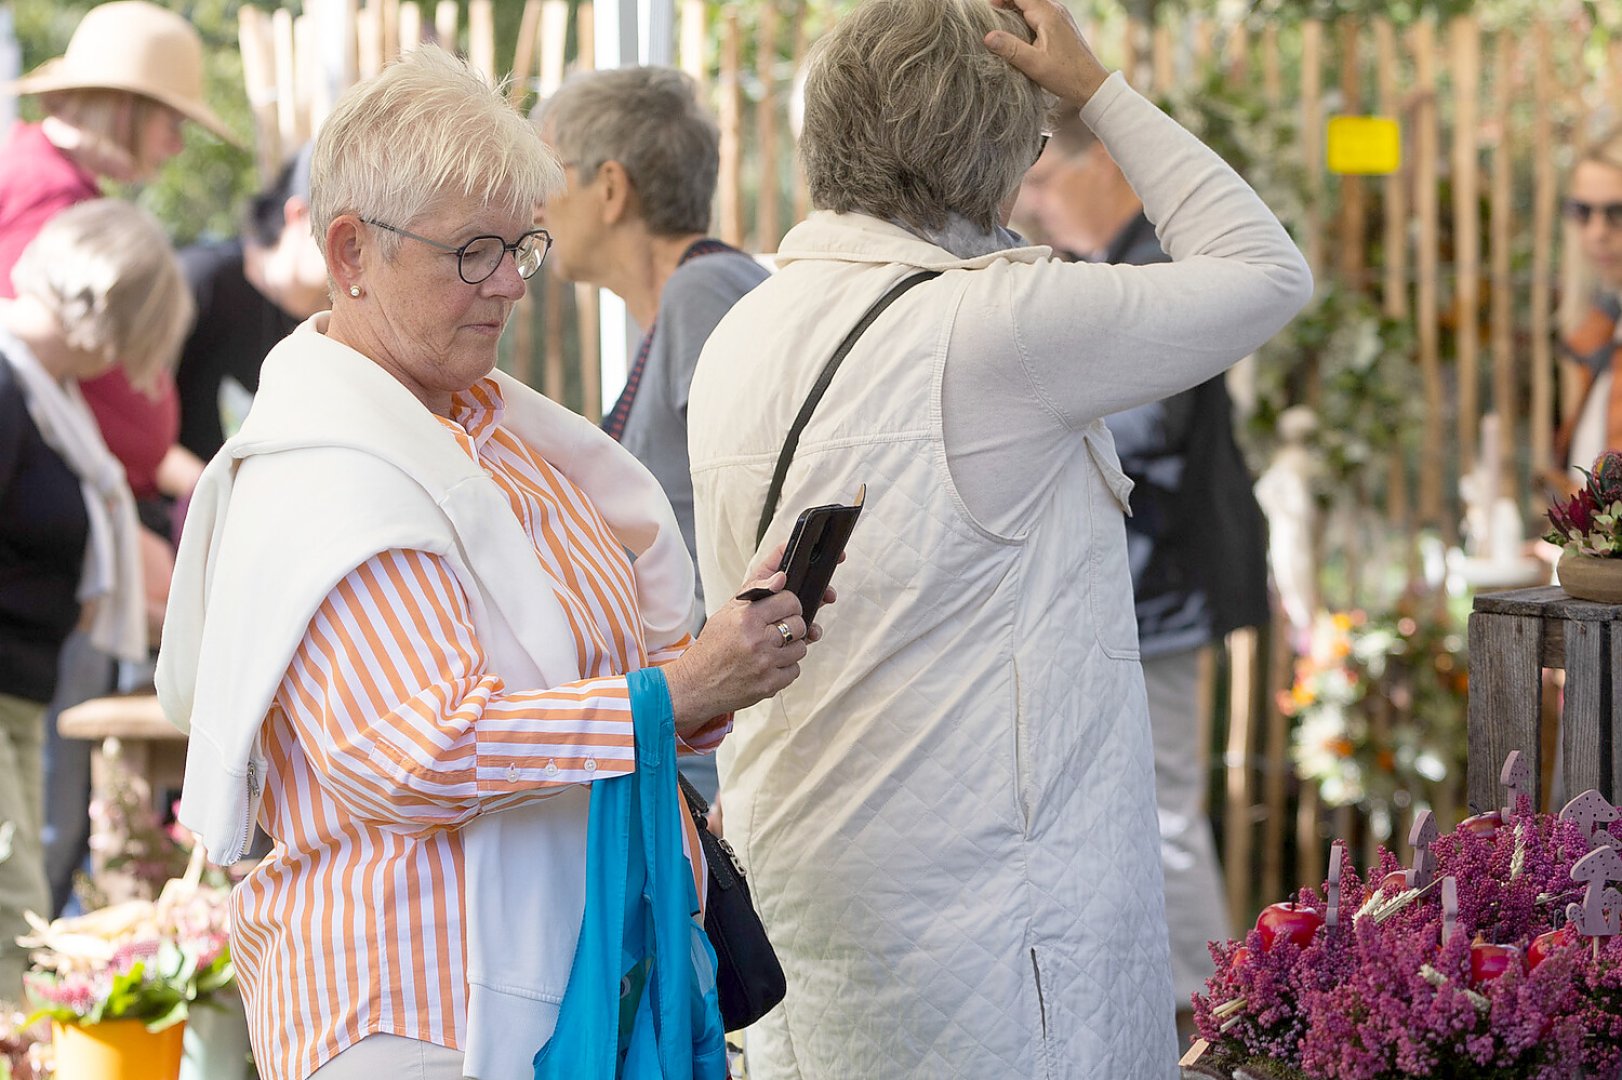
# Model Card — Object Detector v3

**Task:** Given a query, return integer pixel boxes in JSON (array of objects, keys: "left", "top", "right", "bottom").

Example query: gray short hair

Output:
[
  {"left": 11, "top": 199, "right": 193, "bottom": 391},
  {"left": 537, "top": 67, "right": 718, "bottom": 236},
  {"left": 310, "top": 45, "right": 563, "bottom": 257},
  {"left": 800, "top": 0, "right": 1047, "bottom": 232}
]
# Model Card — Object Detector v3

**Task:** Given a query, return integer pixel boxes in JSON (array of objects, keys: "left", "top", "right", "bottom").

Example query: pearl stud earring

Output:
[{"left": 349, "top": 284, "right": 362, "bottom": 298}]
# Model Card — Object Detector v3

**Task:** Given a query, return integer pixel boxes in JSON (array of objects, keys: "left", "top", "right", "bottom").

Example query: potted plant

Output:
[
  {"left": 1546, "top": 450, "right": 1622, "bottom": 603},
  {"left": 19, "top": 852, "right": 232, "bottom": 1080}
]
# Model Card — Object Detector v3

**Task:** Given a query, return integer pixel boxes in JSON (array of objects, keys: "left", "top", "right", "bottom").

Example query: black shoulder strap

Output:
[{"left": 754, "top": 270, "right": 941, "bottom": 547}]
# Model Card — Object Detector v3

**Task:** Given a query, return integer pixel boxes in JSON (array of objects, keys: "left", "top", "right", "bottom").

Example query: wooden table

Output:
[
  {"left": 1467, "top": 586, "right": 1622, "bottom": 815},
  {"left": 56, "top": 693, "right": 187, "bottom": 902}
]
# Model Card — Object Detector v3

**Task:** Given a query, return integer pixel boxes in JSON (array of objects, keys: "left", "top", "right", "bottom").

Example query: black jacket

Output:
[{"left": 1095, "top": 214, "right": 1270, "bottom": 655}]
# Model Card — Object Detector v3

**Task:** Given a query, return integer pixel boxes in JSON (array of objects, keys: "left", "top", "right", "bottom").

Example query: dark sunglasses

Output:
[
  {"left": 1032, "top": 131, "right": 1051, "bottom": 166},
  {"left": 1564, "top": 198, "right": 1622, "bottom": 229}
]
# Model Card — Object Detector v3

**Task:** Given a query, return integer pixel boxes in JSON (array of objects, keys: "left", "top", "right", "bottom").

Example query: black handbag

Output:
[
  {"left": 678, "top": 772, "right": 786, "bottom": 1030},
  {"left": 682, "top": 269, "right": 941, "bottom": 1031}
]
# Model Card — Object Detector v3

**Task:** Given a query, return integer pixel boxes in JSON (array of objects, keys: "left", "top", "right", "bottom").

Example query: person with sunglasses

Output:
[
  {"left": 1556, "top": 129, "right": 1622, "bottom": 488},
  {"left": 156, "top": 46, "right": 823, "bottom": 1080}
]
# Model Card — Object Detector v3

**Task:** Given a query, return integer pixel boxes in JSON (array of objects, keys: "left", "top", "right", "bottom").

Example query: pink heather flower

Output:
[{"left": 1194, "top": 807, "right": 1622, "bottom": 1078}]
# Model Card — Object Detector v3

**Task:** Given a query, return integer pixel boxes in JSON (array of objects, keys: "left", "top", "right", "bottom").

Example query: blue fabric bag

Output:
[{"left": 533, "top": 666, "right": 729, "bottom": 1080}]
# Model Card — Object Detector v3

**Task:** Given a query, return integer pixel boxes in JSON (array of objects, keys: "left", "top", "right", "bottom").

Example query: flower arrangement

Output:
[
  {"left": 1283, "top": 606, "right": 1467, "bottom": 832},
  {"left": 20, "top": 851, "right": 233, "bottom": 1035},
  {"left": 1546, "top": 450, "right": 1622, "bottom": 558},
  {"left": 0, "top": 1008, "right": 42, "bottom": 1080},
  {"left": 1188, "top": 790, "right": 1622, "bottom": 1079}
]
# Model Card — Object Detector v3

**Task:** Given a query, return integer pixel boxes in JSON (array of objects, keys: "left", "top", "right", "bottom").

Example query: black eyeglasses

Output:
[
  {"left": 1033, "top": 131, "right": 1051, "bottom": 166},
  {"left": 1564, "top": 198, "right": 1622, "bottom": 230},
  {"left": 362, "top": 219, "right": 553, "bottom": 283}
]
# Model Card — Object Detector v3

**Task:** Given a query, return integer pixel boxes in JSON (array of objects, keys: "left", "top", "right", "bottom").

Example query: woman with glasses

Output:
[
  {"left": 157, "top": 46, "right": 817, "bottom": 1080},
  {"left": 1556, "top": 129, "right": 1622, "bottom": 486},
  {"left": 687, "top": 0, "right": 1311, "bottom": 1076}
]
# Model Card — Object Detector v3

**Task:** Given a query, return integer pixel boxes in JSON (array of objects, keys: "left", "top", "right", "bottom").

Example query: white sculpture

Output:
[
  {"left": 1456, "top": 413, "right": 1548, "bottom": 589},
  {"left": 1255, "top": 405, "right": 1322, "bottom": 641}
]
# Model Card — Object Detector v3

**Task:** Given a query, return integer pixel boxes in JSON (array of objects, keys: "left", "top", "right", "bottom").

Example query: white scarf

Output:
[{"left": 0, "top": 326, "right": 146, "bottom": 662}]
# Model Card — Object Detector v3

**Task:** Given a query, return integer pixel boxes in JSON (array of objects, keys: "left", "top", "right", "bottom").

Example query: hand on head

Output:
[{"left": 982, "top": 0, "right": 1111, "bottom": 113}]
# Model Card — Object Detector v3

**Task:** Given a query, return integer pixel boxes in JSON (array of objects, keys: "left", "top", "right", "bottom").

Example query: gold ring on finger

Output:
[{"left": 775, "top": 621, "right": 794, "bottom": 646}]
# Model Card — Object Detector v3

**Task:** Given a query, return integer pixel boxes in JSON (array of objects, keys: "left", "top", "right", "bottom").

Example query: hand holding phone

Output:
[{"left": 735, "top": 485, "right": 865, "bottom": 625}]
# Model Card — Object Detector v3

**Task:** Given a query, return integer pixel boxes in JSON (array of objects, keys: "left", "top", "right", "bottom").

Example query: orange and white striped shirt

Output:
[{"left": 229, "top": 379, "right": 725, "bottom": 1080}]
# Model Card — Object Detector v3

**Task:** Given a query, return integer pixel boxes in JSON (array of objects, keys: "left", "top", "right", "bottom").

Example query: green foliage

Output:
[{"left": 26, "top": 946, "right": 234, "bottom": 1033}]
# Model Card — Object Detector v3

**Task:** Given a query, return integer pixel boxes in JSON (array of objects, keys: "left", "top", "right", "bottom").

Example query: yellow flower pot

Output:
[
  {"left": 1556, "top": 550, "right": 1622, "bottom": 604},
  {"left": 52, "top": 1019, "right": 186, "bottom": 1080}
]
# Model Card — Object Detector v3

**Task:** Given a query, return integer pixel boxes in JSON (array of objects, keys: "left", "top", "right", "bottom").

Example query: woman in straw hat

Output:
[{"left": 0, "top": 0, "right": 234, "bottom": 921}]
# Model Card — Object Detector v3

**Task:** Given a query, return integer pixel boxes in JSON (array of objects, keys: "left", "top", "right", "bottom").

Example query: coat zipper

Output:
[{"left": 235, "top": 757, "right": 260, "bottom": 862}]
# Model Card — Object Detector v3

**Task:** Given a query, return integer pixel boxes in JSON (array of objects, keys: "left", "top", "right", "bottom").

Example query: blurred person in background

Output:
[
  {"left": 1019, "top": 109, "right": 1270, "bottom": 1031},
  {"left": 1, "top": 0, "right": 235, "bottom": 915},
  {"left": 175, "top": 144, "right": 330, "bottom": 462},
  {"left": 0, "top": 199, "right": 192, "bottom": 1000},
  {"left": 536, "top": 66, "right": 770, "bottom": 804},
  {"left": 1557, "top": 127, "right": 1622, "bottom": 486}
]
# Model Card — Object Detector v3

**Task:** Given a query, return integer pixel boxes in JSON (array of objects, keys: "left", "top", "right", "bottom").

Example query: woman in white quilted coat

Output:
[{"left": 687, "top": 0, "right": 1313, "bottom": 1075}]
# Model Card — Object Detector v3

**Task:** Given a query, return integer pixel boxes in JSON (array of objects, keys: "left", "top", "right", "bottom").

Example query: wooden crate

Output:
[{"left": 1466, "top": 586, "right": 1622, "bottom": 814}]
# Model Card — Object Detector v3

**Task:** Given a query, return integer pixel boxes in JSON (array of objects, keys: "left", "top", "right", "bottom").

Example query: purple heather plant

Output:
[{"left": 1193, "top": 804, "right": 1622, "bottom": 1079}]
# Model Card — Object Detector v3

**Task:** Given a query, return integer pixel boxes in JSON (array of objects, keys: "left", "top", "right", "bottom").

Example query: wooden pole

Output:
[
  {"left": 397, "top": 1, "right": 421, "bottom": 54},
  {"left": 379, "top": 0, "right": 400, "bottom": 61},
  {"left": 1376, "top": 19, "right": 1407, "bottom": 320},
  {"left": 1192, "top": 16, "right": 1213, "bottom": 74},
  {"left": 1412, "top": 20, "right": 1445, "bottom": 528},
  {"left": 1261, "top": 615, "right": 1291, "bottom": 907},
  {"left": 756, "top": 1, "right": 781, "bottom": 252},
  {"left": 435, "top": 0, "right": 458, "bottom": 51},
  {"left": 1490, "top": 34, "right": 1518, "bottom": 509},
  {"left": 272, "top": 8, "right": 301, "bottom": 154},
  {"left": 469, "top": 0, "right": 495, "bottom": 80},
  {"left": 508, "top": 0, "right": 543, "bottom": 108},
  {"left": 1337, "top": 19, "right": 1367, "bottom": 288},
  {"left": 792, "top": 3, "right": 811, "bottom": 225},
  {"left": 238, "top": 5, "right": 281, "bottom": 180},
  {"left": 358, "top": 6, "right": 383, "bottom": 80},
  {"left": 1300, "top": 21, "right": 1325, "bottom": 281},
  {"left": 1262, "top": 23, "right": 1282, "bottom": 108},
  {"left": 1531, "top": 23, "right": 1556, "bottom": 492},
  {"left": 1225, "top": 22, "right": 1250, "bottom": 89},
  {"left": 537, "top": 0, "right": 567, "bottom": 96},
  {"left": 576, "top": 283, "right": 601, "bottom": 419},
  {"left": 680, "top": 0, "right": 705, "bottom": 83},
  {"left": 718, "top": 9, "right": 744, "bottom": 247},
  {"left": 1152, "top": 21, "right": 1175, "bottom": 96},
  {"left": 293, "top": 14, "right": 318, "bottom": 142},
  {"left": 576, "top": 0, "right": 594, "bottom": 72},
  {"left": 1224, "top": 631, "right": 1257, "bottom": 930},
  {"left": 1452, "top": 15, "right": 1482, "bottom": 479},
  {"left": 1123, "top": 17, "right": 1146, "bottom": 91}
]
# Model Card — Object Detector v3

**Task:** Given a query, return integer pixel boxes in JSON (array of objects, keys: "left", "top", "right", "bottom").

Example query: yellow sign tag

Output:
[{"left": 1327, "top": 116, "right": 1402, "bottom": 176}]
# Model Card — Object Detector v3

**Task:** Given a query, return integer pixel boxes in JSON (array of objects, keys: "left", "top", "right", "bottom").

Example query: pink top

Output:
[{"left": 0, "top": 122, "right": 181, "bottom": 500}]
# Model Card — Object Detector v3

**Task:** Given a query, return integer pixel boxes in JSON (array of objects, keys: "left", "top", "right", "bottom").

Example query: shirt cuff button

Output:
[
  {"left": 584, "top": 759, "right": 597, "bottom": 772},
  {"left": 545, "top": 761, "right": 559, "bottom": 776},
  {"left": 506, "top": 765, "right": 517, "bottom": 783}
]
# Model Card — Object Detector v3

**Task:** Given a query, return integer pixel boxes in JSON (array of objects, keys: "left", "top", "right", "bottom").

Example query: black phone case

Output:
[{"left": 776, "top": 500, "right": 861, "bottom": 625}]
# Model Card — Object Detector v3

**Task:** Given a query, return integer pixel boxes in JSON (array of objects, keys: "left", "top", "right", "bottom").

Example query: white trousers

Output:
[
  {"left": 1145, "top": 647, "right": 1231, "bottom": 1005},
  {"left": 307, "top": 1034, "right": 465, "bottom": 1080}
]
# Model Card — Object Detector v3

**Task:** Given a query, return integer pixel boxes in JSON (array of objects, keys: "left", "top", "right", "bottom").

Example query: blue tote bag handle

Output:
[{"left": 533, "top": 666, "right": 727, "bottom": 1080}]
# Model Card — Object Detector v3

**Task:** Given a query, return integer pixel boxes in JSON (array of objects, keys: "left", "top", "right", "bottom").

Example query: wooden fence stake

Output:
[
  {"left": 1490, "top": 33, "right": 1517, "bottom": 509},
  {"left": 756, "top": 0, "right": 781, "bottom": 252},
  {"left": 1452, "top": 15, "right": 1482, "bottom": 479},
  {"left": 435, "top": 0, "right": 458, "bottom": 51},
  {"left": 1412, "top": 20, "right": 1444, "bottom": 528},
  {"left": 718, "top": 9, "right": 744, "bottom": 247},
  {"left": 1530, "top": 23, "right": 1556, "bottom": 492}
]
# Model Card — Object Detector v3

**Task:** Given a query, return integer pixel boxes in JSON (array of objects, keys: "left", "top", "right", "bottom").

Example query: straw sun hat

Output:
[{"left": 8, "top": 1, "right": 238, "bottom": 145}]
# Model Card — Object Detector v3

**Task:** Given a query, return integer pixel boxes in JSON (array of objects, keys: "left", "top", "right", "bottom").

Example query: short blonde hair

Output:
[
  {"left": 42, "top": 89, "right": 176, "bottom": 178},
  {"left": 800, "top": 0, "right": 1046, "bottom": 232},
  {"left": 10, "top": 199, "right": 194, "bottom": 392},
  {"left": 311, "top": 45, "right": 563, "bottom": 257}
]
